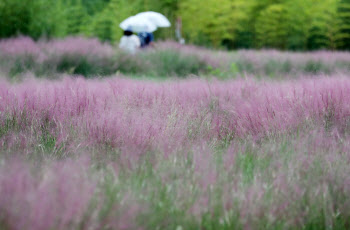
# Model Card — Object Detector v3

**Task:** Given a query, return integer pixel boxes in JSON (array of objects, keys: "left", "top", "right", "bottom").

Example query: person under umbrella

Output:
[
  {"left": 138, "top": 31, "right": 154, "bottom": 48},
  {"left": 135, "top": 11, "right": 171, "bottom": 48},
  {"left": 119, "top": 29, "right": 141, "bottom": 54},
  {"left": 119, "top": 12, "right": 171, "bottom": 49}
]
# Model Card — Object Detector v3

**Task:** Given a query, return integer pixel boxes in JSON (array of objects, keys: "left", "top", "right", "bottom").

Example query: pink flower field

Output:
[
  {"left": 1, "top": 74, "right": 350, "bottom": 230},
  {"left": 0, "top": 37, "right": 350, "bottom": 230},
  {"left": 1, "top": 76, "right": 350, "bottom": 152}
]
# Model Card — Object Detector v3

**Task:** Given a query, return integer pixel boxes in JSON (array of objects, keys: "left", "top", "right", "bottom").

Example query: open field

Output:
[{"left": 1, "top": 37, "right": 350, "bottom": 230}]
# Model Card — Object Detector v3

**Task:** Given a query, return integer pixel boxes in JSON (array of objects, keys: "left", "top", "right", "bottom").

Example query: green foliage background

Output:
[{"left": 1, "top": 0, "right": 350, "bottom": 50}]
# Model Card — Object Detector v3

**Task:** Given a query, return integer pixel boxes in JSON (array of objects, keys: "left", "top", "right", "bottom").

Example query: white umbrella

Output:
[
  {"left": 119, "top": 16, "right": 157, "bottom": 33},
  {"left": 136, "top": 11, "right": 171, "bottom": 28}
]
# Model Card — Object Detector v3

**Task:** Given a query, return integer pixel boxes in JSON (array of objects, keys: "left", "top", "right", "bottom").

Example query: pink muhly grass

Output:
[
  {"left": 1, "top": 76, "right": 350, "bottom": 155},
  {"left": 40, "top": 37, "right": 115, "bottom": 58},
  {"left": 0, "top": 157, "right": 95, "bottom": 230},
  {"left": 0, "top": 37, "right": 42, "bottom": 57},
  {"left": 192, "top": 144, "right": 218, "bottom": 190}
]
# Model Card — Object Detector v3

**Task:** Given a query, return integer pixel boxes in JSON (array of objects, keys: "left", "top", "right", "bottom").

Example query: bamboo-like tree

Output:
[
  {"left": 336, "top": 0, "right": 350, "bottom": 49},
  {"left": 180, "top": 0, "right": 250, "bottom": 47},
  {"left": 64, "top": 0, "right": 89, "bottom": 35},
  {"left": 255, "top": 4, "right": 288, "bottom": 49},
  {"left": 306, "top": 0, "right": 338, "bottom": 50},
  {"left": 0, "top": 0, "right": 33, "bottom": 38}
]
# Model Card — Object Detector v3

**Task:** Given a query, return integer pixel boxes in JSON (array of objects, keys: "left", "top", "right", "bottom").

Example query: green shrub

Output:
[
  {"left": 303, "top": 60, "right": 332, "bottom": 74},
  {"left": 41, "top": 54, "right": 118, "bottom": 77},
  {"left": 7, "top": 55, "right": 37, "bottom": 77},
  {"left": 144, "top": 50, "right": 206, "bottom": 77},
  {"left": 114, "top": 52, "right": 149, "bottom": 75},
  {"left": 236, "top": 59, "right": 255, "bottom": 74}
]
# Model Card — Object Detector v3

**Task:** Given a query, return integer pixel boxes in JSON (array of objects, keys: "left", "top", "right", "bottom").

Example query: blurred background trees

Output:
[
  {"left": 0, "top": 0, "right": 349, "bottom": 50},
  {"left": 337, "top": 0, "right": 350, "bottom": 49}
]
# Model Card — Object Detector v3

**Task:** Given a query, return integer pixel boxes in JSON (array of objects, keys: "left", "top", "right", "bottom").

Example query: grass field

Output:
[{"left": 1, "top": 37, "right": 350, "bottom": 230}]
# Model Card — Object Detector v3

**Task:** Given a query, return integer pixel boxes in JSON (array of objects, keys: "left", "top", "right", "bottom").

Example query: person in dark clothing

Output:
[{"left": 138, "top": 32, "right": 154, "bottom": 48}]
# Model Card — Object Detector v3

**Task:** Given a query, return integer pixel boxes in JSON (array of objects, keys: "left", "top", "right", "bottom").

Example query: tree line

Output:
[{"left": 0, "top": 0, "right": 350, "bottom": 50}]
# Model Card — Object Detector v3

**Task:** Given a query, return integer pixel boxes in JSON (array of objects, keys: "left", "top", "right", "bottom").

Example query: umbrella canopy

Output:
[
  {"left": 136, "top": 11, "right": 171, "bottom": 28},
  {"left": 119, "top": 16, "right": 157, "bottom": 33}
]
